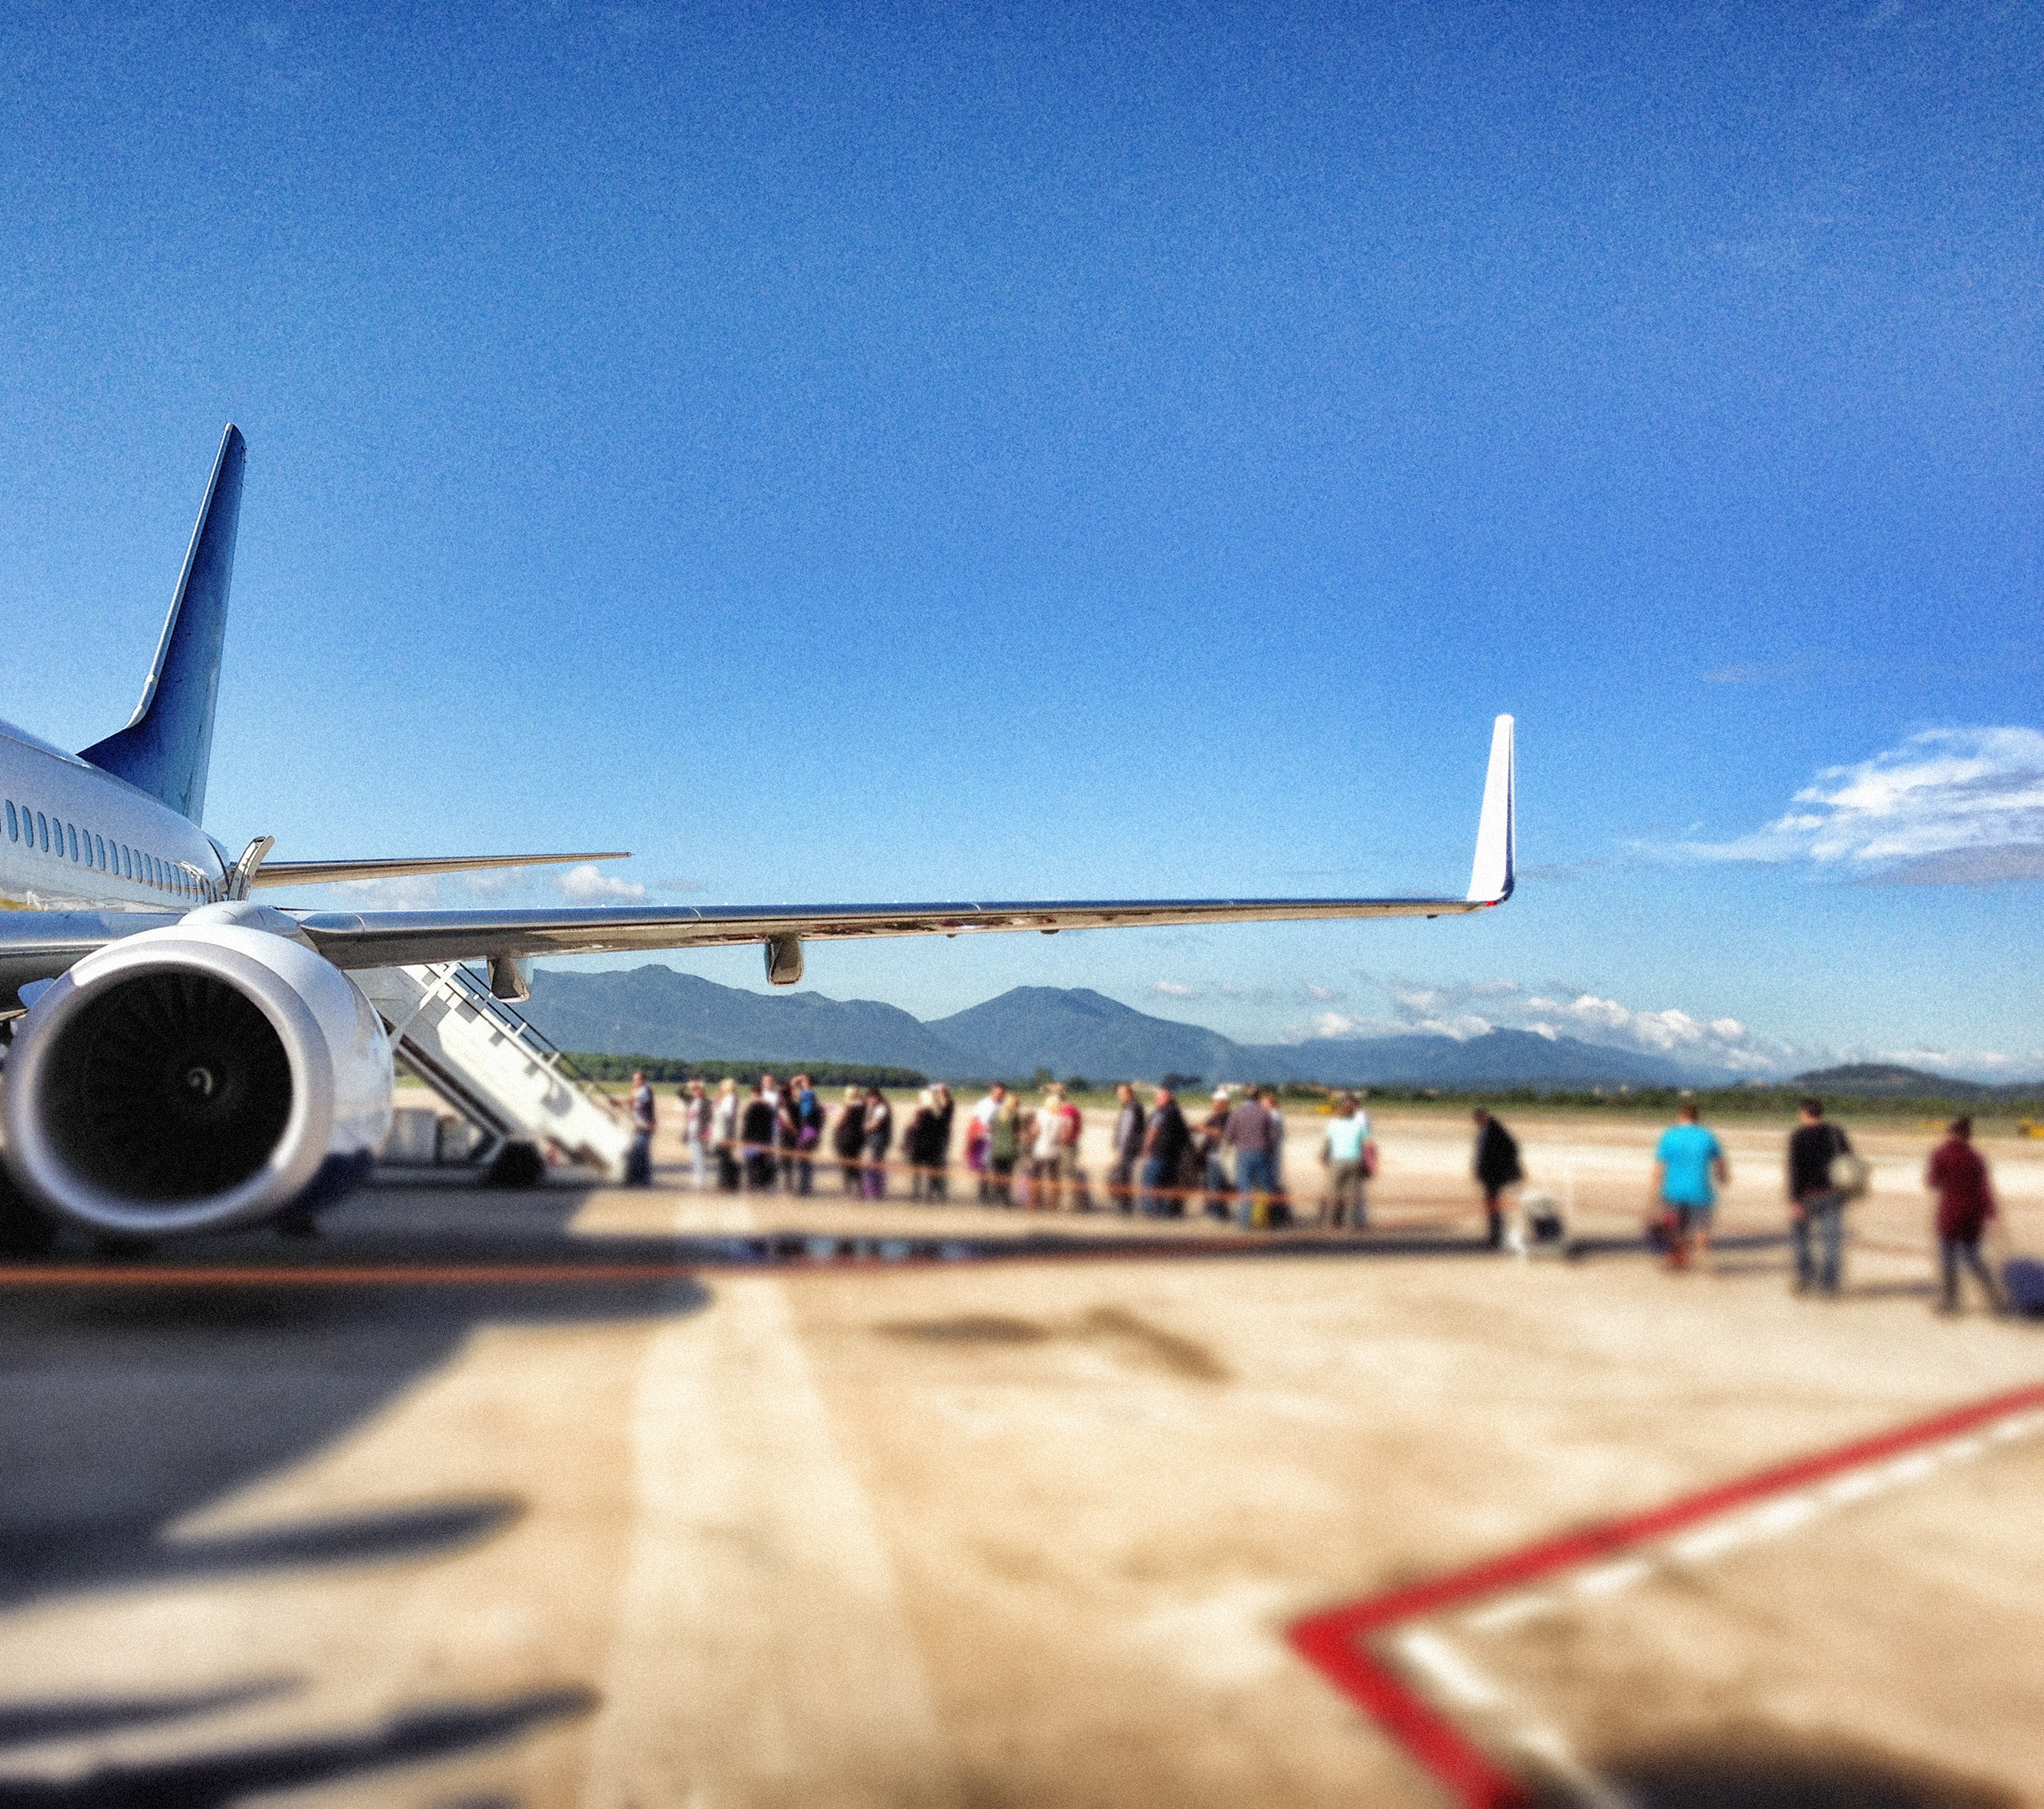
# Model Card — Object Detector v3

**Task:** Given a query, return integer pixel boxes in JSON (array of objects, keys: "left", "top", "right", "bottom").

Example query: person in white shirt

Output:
[
  {"left": 1321, "top": 1091, "right": 1373, "bottom": 1228},
  {"left": 1029, "top": 1083, "right": 1068, "bottom": 1211}
]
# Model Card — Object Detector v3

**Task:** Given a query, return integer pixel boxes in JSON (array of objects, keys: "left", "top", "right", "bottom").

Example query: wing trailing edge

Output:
[{"left": 250, "top": 851, "right": 631, "bottom": 889}]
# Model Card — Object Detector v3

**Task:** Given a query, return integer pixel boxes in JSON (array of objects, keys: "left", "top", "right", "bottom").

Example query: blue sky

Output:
[{"left": 2, "top": 3, "right": 2037, "bottom": 1077}]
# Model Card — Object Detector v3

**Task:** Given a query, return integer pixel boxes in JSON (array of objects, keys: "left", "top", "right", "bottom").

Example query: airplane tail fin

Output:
[
  {"left": 78, "top": 425, "right": 246, "bottom": 824},
  {"left": 1465, "top": 714, "right": 1515, "bottom": 904}
]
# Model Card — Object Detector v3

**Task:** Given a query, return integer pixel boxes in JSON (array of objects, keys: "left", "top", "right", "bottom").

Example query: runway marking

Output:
[
  {"left": 1288, "top": 1380, "right": 2044, "bottom": 1809},
  {"left": 579, "top": 1200, "right": 955, "bottom": 1809}
]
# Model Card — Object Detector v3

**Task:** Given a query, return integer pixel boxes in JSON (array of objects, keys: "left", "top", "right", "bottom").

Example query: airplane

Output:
[{"left": 0, "top": 426, "right": 1514, "bottom": 1252}]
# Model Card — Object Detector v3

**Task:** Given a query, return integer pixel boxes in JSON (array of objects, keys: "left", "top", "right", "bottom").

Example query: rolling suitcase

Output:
[{"left": 2001, "top": 1257, "right": 2044, "bottom": 1318}]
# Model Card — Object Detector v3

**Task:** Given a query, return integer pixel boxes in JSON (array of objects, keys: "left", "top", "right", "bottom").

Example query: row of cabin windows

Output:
[{"left": 4, "top": 800, "right": 212, "bottom": 900}]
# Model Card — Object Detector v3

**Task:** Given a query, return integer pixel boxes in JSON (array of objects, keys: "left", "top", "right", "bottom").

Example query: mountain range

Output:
[{"left": 520, "top": 966, "right": 1721, "bottom": 1090}]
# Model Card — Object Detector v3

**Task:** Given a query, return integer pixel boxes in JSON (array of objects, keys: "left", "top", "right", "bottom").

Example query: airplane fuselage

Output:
[{"left": 0, "top": 719, "right": 227, "bottom": 916}]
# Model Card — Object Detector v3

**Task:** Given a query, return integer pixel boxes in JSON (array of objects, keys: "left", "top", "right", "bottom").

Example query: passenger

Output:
[
  {"left": 1471, "top": 1108, "right": 1522, "bottom": 1249},
  {"left": 1260, "top": 1087, "right": 1293, "bottom": 1226},
  {"left": 1139, "top": 1084, "right": 1189, "bottom": 1218},
  {"left": 964, "top": 1092, "right": 991, "bottom": 1197},
  {"left": 791, "top": 1073, "right": 822, "bottom": 1196},
  {"left": 928, "top": 1083, "right": 955, "bottom": 1201},
  {"left": 681, "top": 1078, "right": 710, "bottom": 1190},
  {"left": 740, "top": 1081, "right": 777, "bottom": 1191},
  {"left": 1029, "top": 1083, "right": 1067, "bottom": 1211},
  {"left": 1654, "top": 1100, "right": 1729, "bottom": 1271},
  {"left": 833, "top": 1086, "right": 867, "bottom": 1194},
  {"left": 1787, "top": 1097, "right": 1853, "bottom": 1297},
  {"left": 1321, "top": 1092, "right": 1372, "bottom": 1229},
  {"left": 1057, "top": 1086, "right": 1085, "bottom": 1208},
  {"left": 1224, "top": 1088, "right": 1282, "bottom": 1229},
  {"left": 984, "top": 1084, "right": 1020, "bottom": 1205},
  {"left": 712, "top": 1076, "right": 742, "bottom": 1192},
  {"left": 860, "top": 1085, "right": 893, "bottom": 1199},
  {"left": 1199, "top": 1089, "right": 1235, "bottom": 1220},
  {"left": 904, "top": 1089, "right": 939, "bottom": 1199},
  {"left": 761, "top": 1072, "right": 789, "bottom": 1191},
  {"left": 624, "top": 1069, "right": 655, "bottom": 1186},
  {"left": 1107, "top": 1082, "right": 1146, "bottom": 1215},
  {"left": 1928, "top": 1116, "right": 2006, "bottom": 1316}
]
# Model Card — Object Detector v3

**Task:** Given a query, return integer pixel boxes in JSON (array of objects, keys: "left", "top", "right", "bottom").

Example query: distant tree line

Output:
[{"left": 1329, "top": 1082, "right": 2044, "bottom": 1118}]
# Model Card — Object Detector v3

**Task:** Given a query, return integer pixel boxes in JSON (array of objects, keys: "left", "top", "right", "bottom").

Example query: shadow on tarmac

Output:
[
  {"left": 0, "top": 1683, "right": 595, "bottom": 1807},
  {"left": 1590, "top": 1724, "right": 2018, "bottom": 1808},
  {"left": 0, "top": 1191, "right": 712, "bottom": 1614},
  {"left": 0, "top": 1189, "right": 699, "bottom": 1790}
]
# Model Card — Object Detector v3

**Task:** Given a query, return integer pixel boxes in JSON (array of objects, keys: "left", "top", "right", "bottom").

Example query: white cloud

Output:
[
  {"left": 1152, "top": 979, "right": 1200, "bottom": 999},
  {"left": 1684, "top": 727, "right": 2044, "bottom": 882},
  {"left": 1304, "top": 983, "right": 1339, "bottom": 1002},
  {"left": 1299, "top": 1011, "right": 1366, "bottom": 1039},
  {"left": 1354, "top": 974, "right": 1787, "bottom": 1072},
  {"left": 556, "top": 864, "right": 649, "bottom": 904},
  {"left": 1516, "top": 992, "right": 1776, "bottom": 1074}
]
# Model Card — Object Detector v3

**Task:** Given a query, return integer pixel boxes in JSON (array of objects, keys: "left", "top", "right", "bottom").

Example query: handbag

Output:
[{"left": 1827, "top": 1127, "right": 1870, "bottom": 1199}]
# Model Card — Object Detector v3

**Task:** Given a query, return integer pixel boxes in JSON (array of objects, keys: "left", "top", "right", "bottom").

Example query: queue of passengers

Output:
[
  {"left": 623, "top": 1071, "right": 1375, "bottom": 1227},
  {"left": 622, "top": 1073, "right": 2036, "bottom": 1316}
]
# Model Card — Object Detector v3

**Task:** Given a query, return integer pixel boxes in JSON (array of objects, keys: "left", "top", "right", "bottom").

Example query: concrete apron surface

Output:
[{"left": 0, "top": 1120, "right": 2038, "bottom": 1806}]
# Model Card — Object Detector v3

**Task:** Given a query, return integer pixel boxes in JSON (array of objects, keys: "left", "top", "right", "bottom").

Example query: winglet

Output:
[
  {"left": 78, "top": 424, "right": 246, "bottom": 824},
  {"left": 1465, "top": 714, "right": 1515, "bottom": 905}
]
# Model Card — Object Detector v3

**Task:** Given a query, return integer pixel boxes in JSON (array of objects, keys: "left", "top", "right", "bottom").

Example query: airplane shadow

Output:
[
  {"left": 0, "top": 1190, "right": 708, "bottom": 1613},
  {"left": 0, "top": 1187, "right": 704, "bottom": 1790},
  {"left": 0, "top": 1683, "right": 596, "bottom": 1807}
]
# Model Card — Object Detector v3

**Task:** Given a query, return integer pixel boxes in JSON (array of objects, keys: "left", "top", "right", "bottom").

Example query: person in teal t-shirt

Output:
[{"left": 1654, "top": 1102, "right": 1729, "bottom": 1271}]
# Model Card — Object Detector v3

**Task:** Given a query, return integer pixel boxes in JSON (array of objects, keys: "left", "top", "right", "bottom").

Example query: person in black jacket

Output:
[
  {"left": 903, "top": 1090, "right": 939, "bottom": 1200},
  {"left": 832, "top": 1086, "right": 866, "bottom": 1195},
  {"left": 1472, "top": 1108, "right": 1522, "bottom": 1249},
  {"left": 928, "top": 1084, "right": 955, "bottom": 1201},
  {"left": 1140, "top": 1086, "right": 1190, "bottom": 1218},
  {"left": 740, "top": 1081, "right": 778, "bottom": 1191},
  {"left": 1787, "top": 1096, "right": 1854, "bottom": 1296}
]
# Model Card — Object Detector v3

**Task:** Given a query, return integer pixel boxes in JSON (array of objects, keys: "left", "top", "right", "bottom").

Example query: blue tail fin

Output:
[{"left": 79, "top": 425, "right": 246, "bottom": 823}]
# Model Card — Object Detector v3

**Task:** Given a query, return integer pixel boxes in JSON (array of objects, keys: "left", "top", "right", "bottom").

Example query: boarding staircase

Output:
[{"left": 353, "top": 963, "right": 635, "bottom": 1181}]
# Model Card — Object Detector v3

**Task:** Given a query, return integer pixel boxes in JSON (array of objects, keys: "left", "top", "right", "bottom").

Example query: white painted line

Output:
[
  {"left": 1939, "top": 1436, "right": 1986, "bottom": 1462},
  {"left": 1462, "top": 1592, "right": 1556, "bottom": 1633},
  {"left": 1746, "top": 1494, "right": 1821, "bottom": 1540},
  {"left": 1988, "top": 1419, "right": 2028, "bottom": 1442},
  {"left": 1671, "top": 1517, "right": 1759, "bottom": 1564},
  {"left": 1574, "top": 1557, "right": 1652, "bottom": 1599},
  {"left": 1822, "top": 1469, "right": 1888, "bottom": 1505},
  {"left": 1395, "top": 1629, "right": 1505, "bottom": 1710},
  {"left": 1883, "top": 1452, "right": 1939, "bottom": 1486},
  {"left": 1513, "top": 1724, "right": 1641, "bottom": 1809}
]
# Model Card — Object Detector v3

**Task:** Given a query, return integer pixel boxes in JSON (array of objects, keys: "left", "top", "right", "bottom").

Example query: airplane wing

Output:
[
  {"left": 0, "top": 717, "right": 1513, "bottom": 994},
  {"left": 291, "top": 715, "right": 1517, "bottom": 972}
]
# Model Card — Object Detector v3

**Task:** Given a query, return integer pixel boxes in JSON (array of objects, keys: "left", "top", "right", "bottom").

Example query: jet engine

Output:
[{"left": 3, "top": 913, "right": 392, "bottom": 1238}]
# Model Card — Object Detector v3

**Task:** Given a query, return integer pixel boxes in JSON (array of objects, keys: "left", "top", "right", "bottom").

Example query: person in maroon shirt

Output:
[{"left": 1926, "top": 1116, "right": 2006, "bottom": 1316}]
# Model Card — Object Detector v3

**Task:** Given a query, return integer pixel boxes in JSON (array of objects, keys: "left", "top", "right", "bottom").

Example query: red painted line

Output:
[
  {"left": 1286, "top": 1379, "right": 2044, "bottom": 1809},
  {"left": 0, "top": 1264, "right": 704, "bottom": 1288}
]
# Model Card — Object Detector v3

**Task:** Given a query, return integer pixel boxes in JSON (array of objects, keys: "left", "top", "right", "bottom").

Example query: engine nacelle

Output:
[{"left": 3, "top": 919, "right": 393, "bottom": 1237}]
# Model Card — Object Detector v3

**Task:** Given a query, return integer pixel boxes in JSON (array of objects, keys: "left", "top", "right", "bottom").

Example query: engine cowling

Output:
[{"left": 3, "top": 916, "right": 393, "bottom": 1237}]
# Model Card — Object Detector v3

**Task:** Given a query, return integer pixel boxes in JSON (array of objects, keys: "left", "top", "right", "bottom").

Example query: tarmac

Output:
[{"left": 0, "top": 1107, "right": 2038, "bottom": 1807}]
